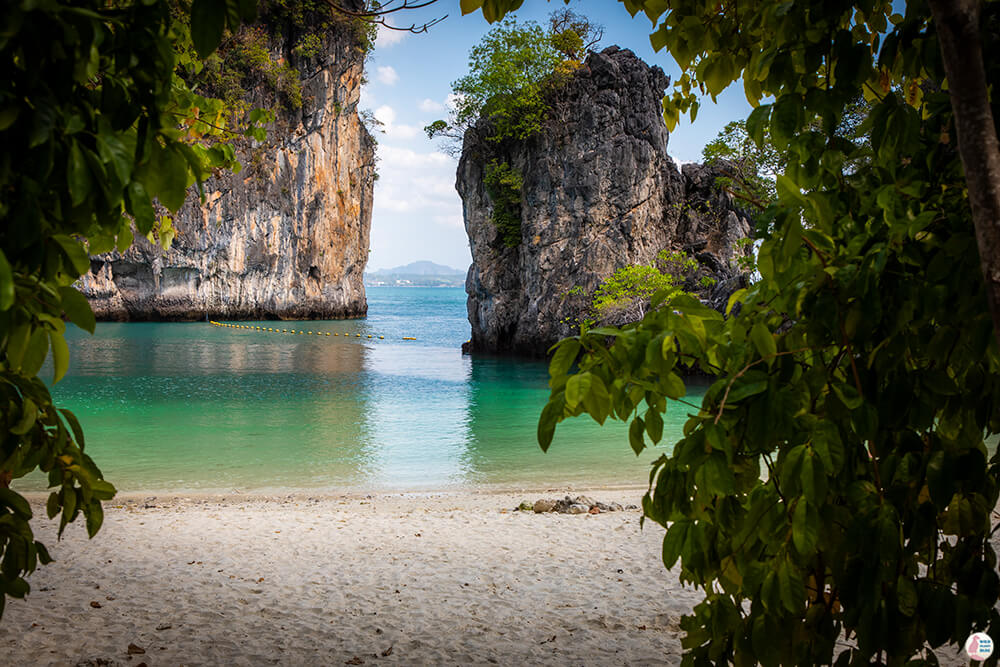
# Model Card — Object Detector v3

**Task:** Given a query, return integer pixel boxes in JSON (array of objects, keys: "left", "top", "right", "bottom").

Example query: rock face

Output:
[
  {"left": 458, "top": 46, "right": 753, "bottom": 357},
  {"left": 79, "top": 17, "right": 375, "bottom": 321}
]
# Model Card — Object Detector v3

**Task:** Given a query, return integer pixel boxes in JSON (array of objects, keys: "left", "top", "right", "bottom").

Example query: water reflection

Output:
[
  {"left": 359, "top": 343, "right": 474, "bottom": 489},
  {"left": 16, "top": 294, "right": 701, "bottom": 494},
  {"left": 24, "top": 322, "right": 379, "bottom": 493}
]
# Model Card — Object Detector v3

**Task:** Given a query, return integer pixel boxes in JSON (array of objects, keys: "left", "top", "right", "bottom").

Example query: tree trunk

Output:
[{"left": 928, "top": 0, "right": 1000, "bottom": 349}]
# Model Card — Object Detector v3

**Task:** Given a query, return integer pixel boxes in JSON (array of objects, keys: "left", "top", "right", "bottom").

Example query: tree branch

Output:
[
  {"left": 321, "top": 0, "right": 446, "bottom": 34},
  {"left": 928, "top": 0, "right": 1000, "bottom": 350}
]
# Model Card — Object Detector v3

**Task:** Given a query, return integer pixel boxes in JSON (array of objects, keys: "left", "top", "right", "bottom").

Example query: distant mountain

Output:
[
  {"left": 370, "top": 261, "right": 465, "bottom": 276},
  {"left": 364, "top": 260, "right": 466, "bottom": 287}
]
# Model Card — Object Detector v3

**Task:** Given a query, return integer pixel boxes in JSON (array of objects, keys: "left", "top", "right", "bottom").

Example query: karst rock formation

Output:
[
  {"left": 80, "top": 14, "right": 375, "bottom": 320},
  {"left": 458, "top": 46, "right": 753, "bottom": 357}
]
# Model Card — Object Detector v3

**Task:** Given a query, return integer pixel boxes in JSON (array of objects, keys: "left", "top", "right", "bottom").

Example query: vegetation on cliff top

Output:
[
  {"left": 429, "top": 11, "right": 601, "bottom": 249},
  {"left": 425, "top": 9, "right": 602, "bottom": 147},
  {"left": 468, "top": 0, "right": 1000, "bottom": 663}
]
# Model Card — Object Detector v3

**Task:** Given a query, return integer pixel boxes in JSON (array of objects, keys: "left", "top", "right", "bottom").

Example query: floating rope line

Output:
[{"left": 208, "top": 321, "right": 400, "bottom": 341}]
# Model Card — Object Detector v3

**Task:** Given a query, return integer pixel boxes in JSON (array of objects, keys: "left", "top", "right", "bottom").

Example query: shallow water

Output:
[{"left": 17, "top": 287, "right": 701, "bottom": 494}]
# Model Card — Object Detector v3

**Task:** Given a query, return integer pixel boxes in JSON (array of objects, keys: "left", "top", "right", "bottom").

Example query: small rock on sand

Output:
[{"left": 533, "top": 499, "right": 556, "bottom": 513}]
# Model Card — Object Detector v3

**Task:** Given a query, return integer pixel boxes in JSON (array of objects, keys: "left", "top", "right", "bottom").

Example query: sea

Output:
[{"left": 19, "top": 287, "right": 703, "bottom": 495}]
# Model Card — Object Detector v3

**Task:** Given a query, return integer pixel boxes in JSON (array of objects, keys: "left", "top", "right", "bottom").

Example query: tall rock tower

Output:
[{"left": 458, "top": 47, "right": 753, "bottom": 356}]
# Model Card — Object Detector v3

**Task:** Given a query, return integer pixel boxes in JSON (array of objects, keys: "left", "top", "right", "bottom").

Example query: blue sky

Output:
[{"left": 361, "top": 0, "right": 752, "bottom": 272}]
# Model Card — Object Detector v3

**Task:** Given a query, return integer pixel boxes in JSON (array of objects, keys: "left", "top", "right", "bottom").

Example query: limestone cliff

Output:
[
  {"left": 459, "top": 46, "right": 753, "bottom": 357},
  {"left": 80, "top": 14, "right": 375, "bottom": 321}
]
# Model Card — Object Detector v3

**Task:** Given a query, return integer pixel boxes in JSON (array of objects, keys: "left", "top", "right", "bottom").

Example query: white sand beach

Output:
[{"left": 0, "top": 489, "right": 702, "bottom": 666}]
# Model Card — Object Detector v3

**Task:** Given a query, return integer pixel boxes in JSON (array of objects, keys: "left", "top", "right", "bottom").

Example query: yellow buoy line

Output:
[{"left": 208, "top": 321, "right": 415, "bottom": 342}]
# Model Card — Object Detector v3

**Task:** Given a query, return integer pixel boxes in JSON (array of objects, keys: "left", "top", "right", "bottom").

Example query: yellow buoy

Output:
[
  {"left": 356, "top": 333, "right": 361, "bottom": 337},
  {"left": 367, "top": 335, "right": 372, "bottom": 339},
  {"left": 379, "top": 336, "right": 384, "bottom": 339},
  {"left": 402, "top": 337, "right": 417, "bottom": 340},
  {"left": 325, "top": 332, "right": 330, "bottom": 336}
]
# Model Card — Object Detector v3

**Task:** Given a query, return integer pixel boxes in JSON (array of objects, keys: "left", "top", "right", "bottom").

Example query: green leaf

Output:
[
  {"left": 726, "top": 378, "right": 768, "bottom": 404},
  {"left": 629, "top": 417, "right": 646, "bottom": 455},
  {"left": 661, "top": 521, "right": 690, "bottom": 569},
  {"left": 537, "top": 396, "right": 562, "bottom": 452},
  {"left": 749, "top": 322, "right": 777, "bottom": 364},
  {"left": 46, "top": 493, "right": 60, "bottom": 520},
  {"left": 777, "top": 560, "right": 805, "bottom": 613},
  {"left": 59, "top": 408, "right": 86, "bottom": 449},
  {"left": 897, "top": 575, "right": 917, "bottom": 616},
  {"left": 662, "top": 372, "right": 686, "bottom": 399},
  {"left": 582, "top": 374, "right": 611, "bottom": 425},
  {"left": 52, "top": 234, "right": 91, "bottom": 277},
  {"left": 85, "top": 499, "right": 104, "bottom": 538},
  {"left": 792, "top": 500, "right": 818, "bottom": 556},
  {"left": 156, "top": 146, "right": 192, "bottom": 212},
  {"left": 699, "top": 452, "right": 736, "bottom": 495},
  {"left": 460, "top": 0, "right": 484, "bottom": 15},
  {"left": 645, "top": 407, "right": 664, "bottom": 443},
  {"left": 10, "top": 398, "right": 38, "bottom": 435},
  {"left": 116, "top": 223, "right": 134, "bottom": 254},
  {"left": 565, "top": 372, "right": 592, "bottom": 409},
  {"left": 90, "top": 479, "right": 117, "bottom": 501},
  {"left": 0, "top": 488, "right": 32, "bottom": 520},
  {"left": 21, "top": 328, "right": 49, "bottom": 377},
  {"left": 127, "top": 182, "right": 154, "bottom": 234},
  {"left": 746, "top": 105, "right": 771, "bottom": 147},
  {"left": 549, "top": 339, "right": 580, "bottom": 378},
  {"left": 35, "top": 541, "right": 52, "bottom": 565},
  {"left": 50, "top": 330, "right": 70, "bottom": 383},
  {"left": 0, "top": 249, "right": 13, "bottom": 311},
  {"left": 191, "top": 0, "right": 227, "bottom": 58},
  {"left": 58, "top": 286, "right": 95, "bottom": 334},
  {"left": 67, "top": 141, "right": 92, "bottom": 206}
]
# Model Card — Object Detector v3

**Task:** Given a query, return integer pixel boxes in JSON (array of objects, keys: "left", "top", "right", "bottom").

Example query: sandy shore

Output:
[{"left": 0, "top": 488, "right": 703, "bottom": 666}]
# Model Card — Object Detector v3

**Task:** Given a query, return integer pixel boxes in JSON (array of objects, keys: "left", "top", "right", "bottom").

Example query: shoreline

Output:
[{"left": 15, "top": 483, "right": 652, "bottom": 505}]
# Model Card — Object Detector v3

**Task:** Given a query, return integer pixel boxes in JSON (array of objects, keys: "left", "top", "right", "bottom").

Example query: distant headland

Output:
[{"left": 364, "top": 261, "right": 466, "bottom": 287}]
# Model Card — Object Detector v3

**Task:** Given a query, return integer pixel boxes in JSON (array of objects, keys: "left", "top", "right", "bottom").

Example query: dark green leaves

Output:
[
  {"left": 0, "top": 249, "right": 13, "bottom": 311},
  {"left": 791, "top": 500, "right": 818, "bottom": 556},
  {"left": 498, "top": 0, "right": 1000, "bottom": 664},
  {"left": 52, "top": 235, "right": 91, "bottom": 278},
  {"left": 749, "top": 322, "right": 776, "bottom": 364},
  {"left": 67, "top": 141, "right": 92, "bottom": 206},
  {"left": 0, "top": 0, "right": 253, "bottom": 618},
  {"left": 190, "top": 0, "right": 226, "bottom": 58},
  {"left": 59, "top": 286, "right": 96, "bottom": 334}
]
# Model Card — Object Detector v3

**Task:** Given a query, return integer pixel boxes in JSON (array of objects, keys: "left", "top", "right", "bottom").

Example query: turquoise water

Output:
[{"left": 18, "top": 287, "right": 701, "bottom": 494}]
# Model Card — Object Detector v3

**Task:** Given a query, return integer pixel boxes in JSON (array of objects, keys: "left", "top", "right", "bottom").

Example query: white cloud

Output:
[
  {"left": 376, "top": 24, "right": 407, "bottom": 47},
  {"left": 419, "top": 98, "right": 445, "bottom": 113},
  {"left": 387, "top": 124, "right": 420, "bottom": 139},
  {"left": 373, "top": 106, "right": 420, "bottom": 139},
  {"left": 376, "top": 65, "right": 399, "bottom": 86},
  {"left": 374, "top": 105, "right": 396, "bottom": 126},
  {"left": 378, "top": 145, "right": 452, "bottom": 168}
]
